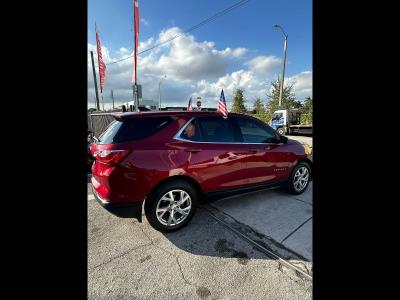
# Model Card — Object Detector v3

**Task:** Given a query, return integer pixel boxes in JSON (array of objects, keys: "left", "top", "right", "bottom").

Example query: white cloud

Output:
[
  {"left": 116, "top": 47, "right": 131, "bottom": 57},
  {"left": 140, "top": 18, "right": 149, "bottom": 26},
  {"left": 88, "top": 26, "right": 311, "bottom": 109},
  {"left": 287, "top": 71, "right": 313, "bottom": 100},
  {"left": 245, "top": 56, "right": 281, "bottom": 75},
  {"left": 138, "top": 37, "right": 154, "bottom": 52}
]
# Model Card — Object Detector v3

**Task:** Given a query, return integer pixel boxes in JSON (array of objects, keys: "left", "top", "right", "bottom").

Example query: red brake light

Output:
[
  {"left": 90, "top": 143, "right": 96, "bottom": 155},
  {"left": 93, "top": 149, "right": 131, "bottom": 165}
]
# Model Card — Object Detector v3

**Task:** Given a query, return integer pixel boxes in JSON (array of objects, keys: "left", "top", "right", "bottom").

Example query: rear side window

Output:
[
  {"left": 179, "top": 119, "right": 201, "bottom": 142},
  {"left": 196, "top": 116, "right": 237, "bottom": 143},
  {"left": 98, "top": 117, "right": 173, "bottom": 144}
]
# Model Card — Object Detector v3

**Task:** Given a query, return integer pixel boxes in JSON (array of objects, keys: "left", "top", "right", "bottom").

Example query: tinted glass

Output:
[
  {"left": 98, "top": 117, "right": 173, "bottom": 144},
  {"left": 237, "top": 117, "right": 278, "bottom": 143},
  {"left": 197, "top": 116, "right": 237, "bottom": 143},
  {"left": 179, "top": 119, "right": 201, "bottom": 141},
  {"left": 98, "top": 120, "right": 122, "bottom": 144}
]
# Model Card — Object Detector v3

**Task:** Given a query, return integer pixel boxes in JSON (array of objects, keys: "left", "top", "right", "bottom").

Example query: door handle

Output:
[
  {"left": 185, "top": 148, "right": 201, "bottom": 153},
  {"left": 248, "top": 148, "right": 258, "bottom": 154}
]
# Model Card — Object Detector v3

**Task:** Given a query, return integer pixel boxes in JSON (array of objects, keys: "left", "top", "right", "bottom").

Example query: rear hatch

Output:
[{"left": 90, "top": 115, "right": 174, "bottom": 201}]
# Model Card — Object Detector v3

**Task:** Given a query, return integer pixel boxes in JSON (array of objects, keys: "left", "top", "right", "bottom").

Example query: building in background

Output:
[{"left": 124, "top": 99, "right": 158, "bottom": 110}]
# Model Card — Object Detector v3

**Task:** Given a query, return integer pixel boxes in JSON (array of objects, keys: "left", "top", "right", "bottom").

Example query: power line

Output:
[{"left": 105, "top": 0, "right": 251, "bottom": 66}]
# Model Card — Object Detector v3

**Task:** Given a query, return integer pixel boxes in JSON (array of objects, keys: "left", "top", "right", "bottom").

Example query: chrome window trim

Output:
[{"left": 173, "top": 116, "right": 283, "bottom": 145}]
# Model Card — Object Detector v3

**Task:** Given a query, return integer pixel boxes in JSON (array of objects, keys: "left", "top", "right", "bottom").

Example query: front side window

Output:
[{"left": 237, "top": 117, "right": 279, "bottom": 143}]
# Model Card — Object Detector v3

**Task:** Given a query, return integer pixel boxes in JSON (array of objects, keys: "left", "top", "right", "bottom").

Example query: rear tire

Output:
[
  {"left": 285, "top": 161, "right": 311, "bottom": 195},
  {"left": 144, "top": 180, "right": 198, "bottom": 232},
  {"left": 277, "top": 127, "right": 285, "bottom": 135}
]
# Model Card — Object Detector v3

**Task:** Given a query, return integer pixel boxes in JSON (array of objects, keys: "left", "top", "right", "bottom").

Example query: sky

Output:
[{"left": 88, "top": 0, "right": 312, "bottom": 110}]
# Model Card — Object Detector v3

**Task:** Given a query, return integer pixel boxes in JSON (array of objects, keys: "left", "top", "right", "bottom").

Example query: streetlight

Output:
[
  {"left": 273, "top": 24, "right": 288, "bottom": 109},
  {"left": 158, "top": 75, "right": 167, "bottom": 110}
]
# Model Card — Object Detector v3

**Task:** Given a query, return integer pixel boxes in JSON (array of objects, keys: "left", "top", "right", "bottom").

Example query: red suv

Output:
[{"left": 91, "top": 111, "right": 312, "bottom": 232}]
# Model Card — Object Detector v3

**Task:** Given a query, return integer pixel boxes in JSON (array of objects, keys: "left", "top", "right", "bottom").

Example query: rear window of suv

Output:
[{"left": 98, "top": 116, "right": 173, "bottom": 144}]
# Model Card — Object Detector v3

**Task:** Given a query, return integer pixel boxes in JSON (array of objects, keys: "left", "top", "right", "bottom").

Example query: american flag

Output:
[
  {"left": 217, "top": 89, "right": 228, "bottom": 118},
  {"left": 187, "top": 97, "right": 193, "bottom": 111},
  {"left": 95, "top": 25, "right": 106, "bottom": 92}
]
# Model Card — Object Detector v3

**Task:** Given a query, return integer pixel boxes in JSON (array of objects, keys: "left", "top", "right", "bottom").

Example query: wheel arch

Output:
[{"left": 144, "top": 175, "right": 204, "bottom": 211}]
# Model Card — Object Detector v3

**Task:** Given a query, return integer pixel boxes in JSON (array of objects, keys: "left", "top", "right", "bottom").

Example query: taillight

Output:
[
  {"left": 90, "top": 143, "right": 96, "bottom": 155},
  {"left": 93, "top": 149, "right": 131, "bottom": 165}
]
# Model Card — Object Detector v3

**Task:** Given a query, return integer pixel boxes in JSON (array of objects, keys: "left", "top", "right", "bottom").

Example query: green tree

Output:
[
  {"left": 300, "top": 96, "right": 312, "bottom": 125},
  {"left": 231, "top": 88, "right": 247, "bottom": 113},
  {"left": 266, "top": 78, "right": 297, "bottom": 113},
  {"left": 88, "top": 108, "right": 97, "bottom": 113},
  {"left": 302, "top": 96, "right": 312, "bottom": 114},
  {"left": 252, "top": 97, "right": 265, "bottom": 114}
]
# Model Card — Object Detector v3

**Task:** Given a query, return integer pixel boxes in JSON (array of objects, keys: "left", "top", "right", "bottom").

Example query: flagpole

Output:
[
  {"left": 90, "top": 51, "right": 100, "bottom": 111},
  {"left": 133, "top": 0, "right": 140, "bottom": 112},
  {"left": 101, "top": 92, "right": 104, "bottom": 111}
]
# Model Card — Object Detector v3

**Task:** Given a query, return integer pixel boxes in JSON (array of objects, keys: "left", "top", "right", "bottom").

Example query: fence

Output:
[{"left": 88, "top": 113, "right": 117, "bottom": 138}]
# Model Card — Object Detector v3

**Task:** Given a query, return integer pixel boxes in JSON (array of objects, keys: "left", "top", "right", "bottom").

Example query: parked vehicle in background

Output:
[
  {"left": 270, "top": 109, "right": 312, "bottom": 136},
  {"left": 90, "top": 111, "right": 312, "bottom": 232}
]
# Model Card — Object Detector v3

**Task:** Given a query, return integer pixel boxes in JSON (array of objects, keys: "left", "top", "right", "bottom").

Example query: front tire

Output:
[
  {"left": 145, "top": 180, "right": 198, "bottom": 232},
  {"left": 286, "top": 161, "right": 311, "bottom": 195}
]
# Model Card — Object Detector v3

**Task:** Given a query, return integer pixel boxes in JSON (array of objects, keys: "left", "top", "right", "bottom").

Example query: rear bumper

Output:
[{"left": 91, "top": 185, "right": 143, "bottom": 222}]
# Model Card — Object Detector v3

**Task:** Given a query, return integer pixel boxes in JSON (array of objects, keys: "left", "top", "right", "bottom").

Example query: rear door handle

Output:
[
  {"left": 248, "top": 148, "right": 258, "bottom": 154},
  {"left": 185, "top": 148, "right": 201, "bottom": 153}
]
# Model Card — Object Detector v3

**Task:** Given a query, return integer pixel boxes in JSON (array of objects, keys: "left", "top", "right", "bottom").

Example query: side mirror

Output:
[{"left": 280, "top": 135, "right": 288, "bottom": 144}]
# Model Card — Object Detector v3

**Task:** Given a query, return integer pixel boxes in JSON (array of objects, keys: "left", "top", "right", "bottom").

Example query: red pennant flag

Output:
[
  {"left": 132, "top": 0, "right": 140, "bottom": 84},
  {"left": 95, "top": 25, "right": 106, "bottom": 92}
]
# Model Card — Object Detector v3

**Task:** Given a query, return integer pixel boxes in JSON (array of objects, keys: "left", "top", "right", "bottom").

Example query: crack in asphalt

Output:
[
  {"left": 286, "top": 195, "right": 312, "bottom": 206},
  {"left": 136, "top": 223, "right": 195, "bottom": 288},
  {"left": 281, "top": 216, "right": 313, "bottom": 244},
  {"left": 206, "top": 205, "right": 308, "bottom": 261},
  {"left": 89, "top": 242, "right": 153, "bottom": 272}
]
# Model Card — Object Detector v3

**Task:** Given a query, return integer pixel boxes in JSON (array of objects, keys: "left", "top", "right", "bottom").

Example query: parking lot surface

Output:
[{"left": 88, "top": 188, "right": 312, "bottom": 298}]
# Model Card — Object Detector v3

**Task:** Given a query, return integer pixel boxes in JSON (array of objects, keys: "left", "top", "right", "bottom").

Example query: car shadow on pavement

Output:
[
  {"left": 159, "top": 206, "right": 310, "bottom": 264},
  {"left": 88, "top": 176, "right": 311, "bottom": 265}
]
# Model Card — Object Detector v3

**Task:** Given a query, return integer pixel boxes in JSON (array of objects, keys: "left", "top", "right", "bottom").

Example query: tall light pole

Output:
[
  {"left": 111, "top": 89, "right": 115, "bottom": 110},
  {"left": 158, "top": 75, "right": 166, "bottom": 110},
  {"left": 273, "top": 24, "right": 288, "bottom": 109}
]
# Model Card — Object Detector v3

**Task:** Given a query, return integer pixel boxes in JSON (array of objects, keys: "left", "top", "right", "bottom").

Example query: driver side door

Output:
[{"left": 235, "top": 116, "right": 291, "bottom": 185}]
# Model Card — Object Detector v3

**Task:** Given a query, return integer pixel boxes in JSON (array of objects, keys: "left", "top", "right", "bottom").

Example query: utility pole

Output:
[
  {"left": 133, "top": 85, "right": 139, "bottom": 112},
  {"left": 273, "top": 24, "right": 288, "bottom": 109},
  {"left": 90, "top": 51, "right": 100, "bottom": 111},
  {"left": 158, "top": 75, "right": 166, "bottom": 110},
  {"left": 111, "top": 89, "right": 115, "bottom": 110}
]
